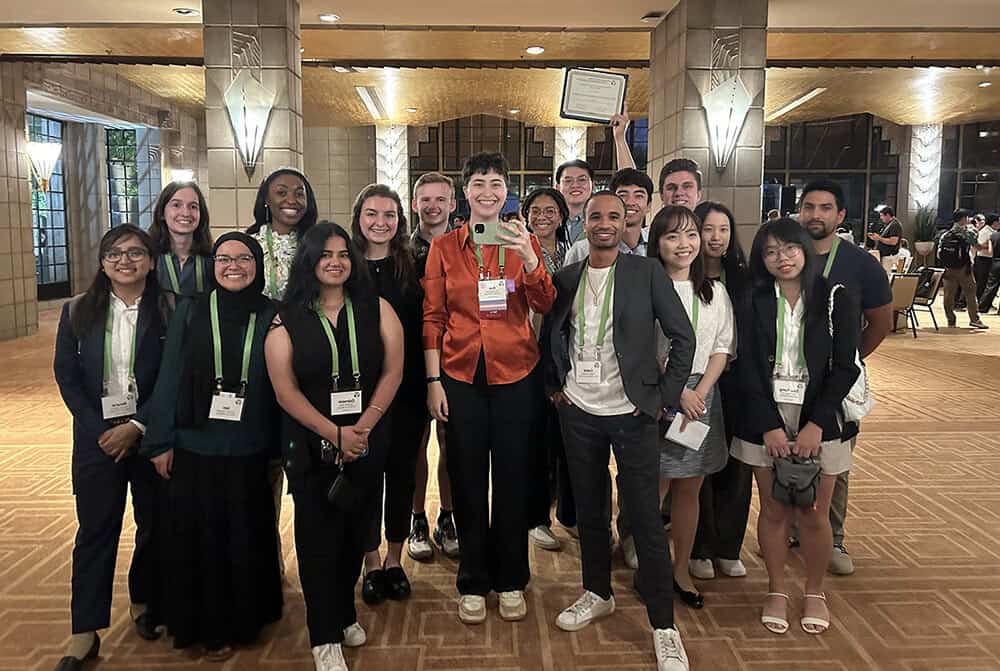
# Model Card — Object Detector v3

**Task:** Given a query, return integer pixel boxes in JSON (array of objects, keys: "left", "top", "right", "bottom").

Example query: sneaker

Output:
[
  {"left": 458, "top": 594, "right": 487, "bottom": 624},
  {"left": 498, "top": 590, "right": 527, "bottom": 621},
  {"left": 407, "top": 515, "right": 434, "bottom": 561},
  {"left": 555, "top": 591, "right": 615, "bottom": 632},
  {"left": 311, "top": 643, "right": 348, "bottom": 671},
  {"left": 342, "top": 622, "right": 366, "bottom": 648},
  {"left": 970, "top": 320, "right": 989, "bottom": 329},
  {"left": 653, "top": 627, "right": 689, "bottom": 671},
  {"left": 622, "top": 535, "right": 639, "bottom": 570},
  {"left": 434, "top": 513, "right": 461, "bottom": 559},
  {"left": 715, "top": 558, "right": 747, "bottom": 577},
  {"left": 529, "top": 525, "right": 562, "bottom": 551},
  {"left": 829, "top": 544, "right": 855, "bottom": 575},
  {"left": 688, "top": 558, "right": 715, "bottom": 580}
]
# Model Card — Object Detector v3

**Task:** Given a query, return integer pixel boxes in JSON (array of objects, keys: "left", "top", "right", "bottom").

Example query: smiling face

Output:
[
  {"left": 358, "top": 195, "right": 399, "bottom": 246},
  {"left": 585, "top": 194, "right": 626, "bottom": 250},
  {"left": 101, "top": 234, "right": 152, "bottom": 289},
  {"left": 315, "top": 234, "right": 352, "bottom": 288},
  {"left": 762, "top": 235, "right": 805, "bottom": 281},
  {"left": 661, "top": 170, "right": 702, "bottom": 210},
  {"left": 701, "top": 210, "right": 732, "bottom": 260},
  {"left": 463, "top": 169, "right": 507, "bottom": 222},
  {"left": 213, "top": 239, "right": 257, "bottom": 292},
  {"left": 657, "top": 217, "right": 701, "bottom": 273},
  {"left": 163, "top": 187, "right": 201, "bottom": 238},
  {"left": 413, "top": 181, "right": 456, "bottom": 228},
  {"left": 266, "top": 173, "right": 308, "bottom": 230},
  {"left": 558, "top": 167, "right": 593, "bottom": 211},
  {"left": 799, "top": 189, "right": 845, "bottom": 241},
  {"left": 527, "top": 194, "right": 561, "bottom": 240},
  {"left": 614, "top": 184, "right": 651, "bottom": 228}
]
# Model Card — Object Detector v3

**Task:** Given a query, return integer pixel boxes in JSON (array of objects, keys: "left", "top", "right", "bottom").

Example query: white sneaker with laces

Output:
[
  {"left": 498, "top": 590, "right": 527, "bottom": 621},
  {"left": 529, "top": 525, "right": 562, "bottom": 551},
  {"left": 622, "top": 536, "right": 639, "bottom": 570},
  {"left": 688, "top": 558, "right": 715, "bottom": 579},
  {"left": 653, "top": 628, "right": 689, "bottom": 671},
  {"left": 342, "top": 622, "right": 366, "bottom": 648},
  {"left": 556, "top": 591, "right": 615, "bottom": 632},
  {"left": 715, "top": 558, "right": 747, "bottom": 577},
  {"left": 829, "top": 544, "right": 855, "bottom": 575},
  {"left": 311, "top": 643, "right": 349, "bottom": 671},
  {"left": 458, "top": 595, "right": 487, "bottom": 624}
]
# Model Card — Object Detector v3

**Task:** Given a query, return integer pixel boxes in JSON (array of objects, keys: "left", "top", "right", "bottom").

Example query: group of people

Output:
[
  {"left": 937, "top": 209, "right": 1000, "bottom": 328},
  {"left": 54, "top": 120, "right": 896, "bottom": 671}
]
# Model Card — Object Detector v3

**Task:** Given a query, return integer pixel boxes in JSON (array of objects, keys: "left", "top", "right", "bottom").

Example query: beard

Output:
[{"left": 805, "top": 221, "right": 831, "bottom": 240}]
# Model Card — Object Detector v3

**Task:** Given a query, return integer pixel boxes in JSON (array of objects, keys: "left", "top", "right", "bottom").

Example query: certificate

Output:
[{"left": 560, "top": 68, "right": 629, "bottom": 124}]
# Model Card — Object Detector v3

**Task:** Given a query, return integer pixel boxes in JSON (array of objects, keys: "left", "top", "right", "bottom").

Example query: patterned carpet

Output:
[{"left": 2, "top": 305, "right": 1000, "bottom": 671}]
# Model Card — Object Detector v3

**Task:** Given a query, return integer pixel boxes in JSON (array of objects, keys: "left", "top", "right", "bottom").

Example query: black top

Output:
[
  {"left": 157, "top": 254, "right": 212, "bottom": 297},
  {"left": 992, "top": 230, "right": 1000, "bottom": 259},
  {"left": 368, "top": 257, "right": 425, "bottom": 405},
  {"left": 876, "top": 218, "right": 903, "bottom": 257}
]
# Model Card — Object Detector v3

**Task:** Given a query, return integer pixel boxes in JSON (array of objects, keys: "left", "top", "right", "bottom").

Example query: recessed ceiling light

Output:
[
  {"left": 978, "top": 81, "right": 993, "bottom": 88},
  {"left": 333, "top": 66, "right": 350, "bottom": 73},
  {"left": 525, "top": 46, "right": 545, "bottom": 55},
  {"left": 405, "top": 107, "right": 418, "bottom": 113},
  {"left": 172, "top": 7, "right": 199, "bottom": 16},
  {"left": 319, "top": 13, "right": 341, "bottom": 22},
  {"left": 509, "top": 109, "right": 520, "bottom": 114}
]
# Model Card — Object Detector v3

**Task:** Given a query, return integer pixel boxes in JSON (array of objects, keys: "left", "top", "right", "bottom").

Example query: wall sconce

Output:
[
  {"left": 225, "top": 32, "right": 276, "bottom": 179},
  {"left": 699, "top": 31, "right": 752, "bottom": 172},
  {"left": 376, "top": 125, "right": 409, "bottom": 207},
  {"left": 27, "top": 141, "right": 63, "bottom": 192}
]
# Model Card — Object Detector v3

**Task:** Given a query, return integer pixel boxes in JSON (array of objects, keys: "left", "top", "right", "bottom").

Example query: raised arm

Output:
[{"left": 610, "top": 102, "right": 636, "bottom": 170}]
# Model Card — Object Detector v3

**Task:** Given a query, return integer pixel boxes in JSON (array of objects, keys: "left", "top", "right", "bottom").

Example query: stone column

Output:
[
  {"left": 0, "top": 63, "right": 36, "bottom": 340},
  {"left": 203, "top": 0, "right": 303, "bottom": 238},
  {"left": 647, "top": 0, "right": 767, "bottom": 248},
  {"left": 63, "top": 123, "right": 110, "bottom": 295}
]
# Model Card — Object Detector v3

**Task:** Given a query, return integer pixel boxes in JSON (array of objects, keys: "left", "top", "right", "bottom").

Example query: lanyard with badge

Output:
[
  {"left": 101, "top": 304, "right": 138, "bottom": 420},
  {"left": 207, "top": 290, "right": 256, "bottom": 421},
  {"left": 315, "top": 297, "right": 364, "bottom": 416},
  {"left": 772, "top": 293, "right": 807, "bottom": 405},
  {"left": 474, "top": 242, "right": 510, "bottom": 319},
  {"left": 163, "top": 253, "right": 204, "bottom": 295},
  {"left": 574, "top": 262, "right": 616, "bottom": 384}
]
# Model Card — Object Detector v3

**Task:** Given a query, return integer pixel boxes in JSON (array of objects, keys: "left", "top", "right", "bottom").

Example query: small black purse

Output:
[
  {"left": 771, "top": 455, "right": 821, "bottom": 508},
  {"left": 326, "top": 463, "right": 361, "bottom": 511}
]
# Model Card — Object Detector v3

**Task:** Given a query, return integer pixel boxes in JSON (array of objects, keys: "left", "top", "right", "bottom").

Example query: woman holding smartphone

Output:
[{"left": 148, "top": 181, "right": 213, "bottom": 298}]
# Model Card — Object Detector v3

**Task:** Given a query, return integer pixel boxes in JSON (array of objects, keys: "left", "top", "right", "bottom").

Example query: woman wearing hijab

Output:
[{"left": 141, "top": 232, "right": 283, "bottom": 661}]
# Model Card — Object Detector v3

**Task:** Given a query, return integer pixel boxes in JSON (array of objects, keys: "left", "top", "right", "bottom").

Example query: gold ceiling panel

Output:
[
  {"left": 111, "top": 64, "right": 207, "bottom": 107},
  {"left": 0, "top": 26, "right": 201, "bottom": 58},
  {"left": 768, "top": 31, "right": 1000, "bottom": 63}
]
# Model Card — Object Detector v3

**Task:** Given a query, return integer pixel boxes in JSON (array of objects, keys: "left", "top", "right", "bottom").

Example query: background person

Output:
[
  {"left": 148, "top": 181, "right": 213, "bottom": 298},
  {"left": 976, "top": 214, "right": 1000, "bottom": 314},
  {"left": 974, "top": 213, "right": 995, "bottom": 302},
  {"left": 869, "top": 206, "right": 902, "bottom": 275},
  {"left": 564, "top": 168, "right": 653, "bottom": 265},
  {"left": 937, "top": 209, "right": 989, "bottom": 329},
  {"left": 556, "top": 159, "right": 595, "bottom": 243}
]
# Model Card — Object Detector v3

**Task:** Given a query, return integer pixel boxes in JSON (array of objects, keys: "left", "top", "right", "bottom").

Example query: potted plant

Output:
[{"left": 912, "top": 204, "right": 937, "bottom": 259}]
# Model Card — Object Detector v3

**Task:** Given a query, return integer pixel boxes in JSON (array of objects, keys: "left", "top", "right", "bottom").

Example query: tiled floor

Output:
[{"left": 2, "top": 305, "right": 999, "bottom": 670}]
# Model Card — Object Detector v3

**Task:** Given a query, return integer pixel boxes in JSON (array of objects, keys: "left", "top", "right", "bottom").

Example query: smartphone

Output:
[{"left": 472, "top": 221, "right": 505, "bottom": 246}]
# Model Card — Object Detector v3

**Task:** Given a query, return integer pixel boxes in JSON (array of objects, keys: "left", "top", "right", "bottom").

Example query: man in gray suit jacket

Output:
[{"left": 540, "top": 191, "right": 695, "bottom": 671}]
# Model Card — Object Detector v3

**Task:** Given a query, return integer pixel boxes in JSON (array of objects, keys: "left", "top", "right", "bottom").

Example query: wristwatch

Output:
[{"left": 426, "top": 376, "right": 442, "bottom": 384}]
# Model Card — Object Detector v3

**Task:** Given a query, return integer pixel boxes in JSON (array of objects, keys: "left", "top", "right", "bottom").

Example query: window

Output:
[
  {"left": 940, "top": 122, "right": 1000, "bottom": 215},
  {"left": 107, "top": 128, "right": 139, "bottom": 228},
  {"left": 28, "top": 113, "right": 70, "bottom": 299}
]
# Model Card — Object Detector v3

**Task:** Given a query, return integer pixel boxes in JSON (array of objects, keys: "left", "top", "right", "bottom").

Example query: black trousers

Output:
[
  {"left": 364, "top": 399, "right": 426, "bottom": 550},
  {"left": 978, "top": 259, "right": 1000, "bottom": 313},
  {"left": 558, "top": 403, "right": 674, "bottom": 629},
  {"left": 691, "top": 456, "right": 752, "bottom": 560},
  {"left": 442, "top": 366, "right": 541, "bottom": 595},
  {"left": 71, "top": 449, "right": 158, "bottom": 634},
  {"left": 974, "top": 256, "right": 993, "bottom": 301},
  {"left": 527, "top": 401, "right": 577, "bottom": 529}
]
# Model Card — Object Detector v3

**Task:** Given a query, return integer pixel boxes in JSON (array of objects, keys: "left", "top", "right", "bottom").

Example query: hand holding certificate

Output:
[{"left": 560, "top": 68, "right": 629, "bottom": 124}]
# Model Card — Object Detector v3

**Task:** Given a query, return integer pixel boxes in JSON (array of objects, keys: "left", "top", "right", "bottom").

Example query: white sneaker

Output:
[
  {"left": 622, "top": 535, "right": 639, "bottom": 570},
  {"left": 498, "top": 590, "right": 527, "bottom": 621},
  {"left": 529, "top": 525, "right": 562, "bottom": 551},
  {"left": 653, "top": 628, "right": 689, "bottom": 671},
  {"left": 829, "top": 544, "right": 855, "bottom": 575},
  {"left": 458, "top": 595, "right": 487, "bottom": 624},
  {"left": 342, "top": 622, "right": 366, "bottom": 648},
  {"left": 556, "top": 591, "right": 615, "bottom": 632},
  {"left": 311, "top": 643, "right": 348, "bottom": 671},
  {"left": 688, "top": 558, "right": 715, "bottom": 580},
  {"left": 716, "top": 558, "right": 747, "bottom": 577}
]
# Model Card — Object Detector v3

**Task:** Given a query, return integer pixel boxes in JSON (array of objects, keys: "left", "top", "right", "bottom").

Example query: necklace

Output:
[{"left": 586, "top": 268, "right": 610, "bottom": 306}]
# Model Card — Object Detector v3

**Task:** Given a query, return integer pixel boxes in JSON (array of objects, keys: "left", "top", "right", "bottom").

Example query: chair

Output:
[
  {"left": 901, "top": 255, "right": 914, "bottom": 273},
  {"left": 890, "top": 273, "right": 921, "bottom": 338},
  {"left": 911, "top": 267, "right": 946, "bottom": 331}
]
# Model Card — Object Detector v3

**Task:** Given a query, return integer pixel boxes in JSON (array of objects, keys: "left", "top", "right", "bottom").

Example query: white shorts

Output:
[{"left": 730, "top": 437, "right": 853, "bottom": 476}]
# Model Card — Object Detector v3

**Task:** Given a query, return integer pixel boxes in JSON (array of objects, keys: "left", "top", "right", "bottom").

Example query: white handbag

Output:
[{"left": 828, "top": 284, "right": 874, "bottom": 423}]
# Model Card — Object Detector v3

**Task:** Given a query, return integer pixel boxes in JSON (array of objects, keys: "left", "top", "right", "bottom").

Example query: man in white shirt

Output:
[{"left": 974, "top": 213, "right": 994, "bottom": 303}]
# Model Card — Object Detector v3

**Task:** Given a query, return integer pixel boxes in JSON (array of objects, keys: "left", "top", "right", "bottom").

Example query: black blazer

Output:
[
  {"left": 53, "top": 293, "right": 168, "bottom": 479},
  {"left": 734, "top": 278, "right": 861, "bottom": 443},
  {"left": 541, "top": 253, "right": 695, "bottom": 417}
]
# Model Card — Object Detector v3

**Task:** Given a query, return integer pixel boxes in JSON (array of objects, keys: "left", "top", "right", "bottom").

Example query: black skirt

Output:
[{"left": 161, "top": 448, "right": 283, "bottom": 649}]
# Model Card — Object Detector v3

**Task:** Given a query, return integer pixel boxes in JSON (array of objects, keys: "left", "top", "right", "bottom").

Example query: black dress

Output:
[{"left": 279, "top": 294, "right": 388, "bottom": 647}]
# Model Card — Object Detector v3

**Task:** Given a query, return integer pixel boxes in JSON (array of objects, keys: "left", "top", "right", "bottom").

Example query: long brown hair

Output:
[
  {"left": 350, "top": 184, "right": 416, "bottom": 289},
  {"left": 647, "top": 205, "right": 714, "bottom": 304},
  {"left": 148, "top": 181, "right": 213, "bottom": 256}
]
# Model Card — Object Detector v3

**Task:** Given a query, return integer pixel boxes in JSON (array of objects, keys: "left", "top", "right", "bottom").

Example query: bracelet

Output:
[
  {"left": 426, "top": 376, "right": 442, "bottom": 384},
  {"left": 369, "top": 403, "right": 385, "bottom": 415}
]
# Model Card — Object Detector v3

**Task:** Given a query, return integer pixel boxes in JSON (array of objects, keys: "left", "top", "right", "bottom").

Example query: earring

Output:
[{"left": 265, "top": 203, "right": 271, "bottom": 224}]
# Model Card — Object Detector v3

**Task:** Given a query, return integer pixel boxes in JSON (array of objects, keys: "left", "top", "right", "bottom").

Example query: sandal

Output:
[
  {"left": 801, "top": 593, "right": 830, "bottom": 635},
  {"left": 760, "top": 592, "right": 789, "bottom": 634}
]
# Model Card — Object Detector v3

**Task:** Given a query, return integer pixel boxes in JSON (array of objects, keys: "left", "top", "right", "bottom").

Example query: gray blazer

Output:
[{"left": 541, "top": 253, "right": 695, "bottom": 418}]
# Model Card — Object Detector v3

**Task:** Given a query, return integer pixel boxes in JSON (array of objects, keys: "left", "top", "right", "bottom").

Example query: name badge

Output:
[
  {"left": 478, "top": 279, "right": 508, "bottom": 319},
  {"left": 209, "top": 391, "right": 244, "bottom": 421},
  {"left": 330, "top": 390, "right": 363, "bottom": 415},
  {"left": 576, "top": 359, "right": 602, "bottom": 384},
  {"left": 101, "top": 392, "right": 136, "bottom": 420},
  {"left": 773, "top": 377, "right": 806, "bottom": 405}
]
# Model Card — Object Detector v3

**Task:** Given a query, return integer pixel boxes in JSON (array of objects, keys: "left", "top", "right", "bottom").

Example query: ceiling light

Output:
[
  {"left": 172, "top": 7, "right": 199, "bottom": 16},
  {"left": 525, "top": 46, "right": 545, "bottom": 55},
  {"left": 299, "top": 47, "right": 305, "bottom": 53},
  {"left": 509, "top": 109, "right": 520, "bottom": 114},
  {"left": 319, "top": 13, "right": 341, "bottom": 22},
  {"left": 640, "top": 11, "right": 665, "bottom": 23},
  {"left": 405, "top": 107, "right": 418, "bottom": 113},
  {"left": 976, "top": 64, "right": 986, "bottom": 70},
  {"left": 333, "top": 66, "right": 350, "bottom": 73},
  {"left": 764, "top": 87, "right": 828, "bottom": 122},
  {"left": 978, "top": 81, "right": 992, "bottom": 88},
  {"left": 355, "top": 86, "right": 386, "bottom": 120}
]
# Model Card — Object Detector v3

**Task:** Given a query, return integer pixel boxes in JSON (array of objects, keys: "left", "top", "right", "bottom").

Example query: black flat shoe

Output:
[
  {"left": 134, "top": 612, "right": 161, "bottom": 641},
  {"left": 383, "top": 566, "right": 411, "bottom": 600},
  {"left": 362, "top": 569, "right": 388, "bottom": 605},
  {"left": 673, "top": 578, "right": 704, "bottom": 609},
  {"left": 54, "top": 633, "right": 100, "bottom": 671}
]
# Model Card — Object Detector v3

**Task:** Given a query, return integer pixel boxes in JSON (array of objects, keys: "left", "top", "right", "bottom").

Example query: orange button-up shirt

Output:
[{"left": 422, "top": 224, "right": 556, "bottom": 385}]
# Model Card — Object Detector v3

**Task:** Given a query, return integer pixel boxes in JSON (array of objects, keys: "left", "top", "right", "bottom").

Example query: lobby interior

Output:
[{"left": 1, "top": 1, "right": 1000, "bottom": 670}]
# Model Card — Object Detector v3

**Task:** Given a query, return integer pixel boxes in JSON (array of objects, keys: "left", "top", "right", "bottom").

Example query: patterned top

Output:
[
  {"left": 251, "top": 226, "right": 297, "bottom": 300},
  {"left": 540, "top": 238, "right": 571, "bottom": 275}
]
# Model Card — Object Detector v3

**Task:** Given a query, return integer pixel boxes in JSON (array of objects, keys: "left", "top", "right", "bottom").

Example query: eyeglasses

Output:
[
  {"left": 103, "top": 248, "right": 148, "bottom": 262},
  {"left": 762, "top": 244, "right": 804, "bottom": 262},
  {"left": 528, "top": 206, "right": 559, "bottom": 219},
  {"left": 560, "top": 176, "right": 591, "bottom": 186},
  {"left": 214, "top": 254, "right": 255, "bottom": 266}
]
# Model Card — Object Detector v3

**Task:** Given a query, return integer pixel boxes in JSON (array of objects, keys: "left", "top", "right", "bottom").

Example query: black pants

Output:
[
  {"left": 978, "top": 259, "right": 1000, "bottom": 313},
  {"left": 974, "top": 256, "right": 993, "bottom": 301},
  {"left": 691, "top": 456, "right": 752, "bottom": 560},
  {"left": 364, "top": 400, "right": 426, "bottom": 550},
  {"left": 71, "top": 449, "right": 158, "bottom": 634},
  {"left": 442, "top": 366, "right": 541, "bottom": 595},
  {"left": 558, "top": 403, "right": 674, "bottom": 629},
  {"left": 527, "top": 401, "right": 576, "bottom": 529}
]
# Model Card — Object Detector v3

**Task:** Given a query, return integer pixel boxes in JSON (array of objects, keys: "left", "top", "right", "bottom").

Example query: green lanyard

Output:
[
  {"left": 775, "top": 293, "right": 806, "bottom": 371},
  {"left": 163, "top": 254, "right": 204, "bottom": 294},
  {"left": 103, "top": 300, "right": 138, "bottom": 394},
  {"left": 265, "top": 226, "right": 279, "bottom": 297},
  {"left": 209, "top": 290, "right": 256, "bottom": 393},
  {"left": 822, "top": 236, "right": 840, "bottom": 279},
  {"left": 575, "top": 262, "right": 616, "bottom": 353},
  {"left": 473, "top": 243, "right": 505, "bottom": 280},
  {"left": 689, "top": 292, "right": 700, "bottom": 331},
  {"left": 315, "top": 296, "right": 361, "bottom": 390}
]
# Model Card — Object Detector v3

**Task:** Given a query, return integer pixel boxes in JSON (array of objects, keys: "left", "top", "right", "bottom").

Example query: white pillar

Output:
[
  {"left": 375, "top": 124, "right": 409, "bottom": 208},
  {"left": 906, "top": 123, "right": 943, "bottom": 215}
]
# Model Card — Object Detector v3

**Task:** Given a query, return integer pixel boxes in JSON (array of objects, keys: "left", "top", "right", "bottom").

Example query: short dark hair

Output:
[
  {"left": 521, "top": 187, "right": 570, "bottom": 233},
  {"left": 610, "top": 168, "right": 654, "bottom": 200},
  {"left": 658, "top": 158, "right": 702, "bottom": 194},
  {"left": 583, "top": 190, "right": 625, "bottom": 215},
  {"left": 462, "top": 152, "right": 509, "bottom": 185},
  {"left": 987, "top": 213, "right": 1000, "bottom": 227},
  {"left": 880, "top": 206, "right": 895, "bottom": 217},
  {"left": 953, "top": 208, "right": 972, "bottom": 223},
  {"left": 555, "top": 159, "right": 594, "bottom": 183},
  {"left": 800, "top": 179, "right": 846, "bottom": 213}
]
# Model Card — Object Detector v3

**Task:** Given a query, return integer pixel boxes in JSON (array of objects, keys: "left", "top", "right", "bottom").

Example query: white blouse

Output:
[
  {"left": 252, "top": 227, "right": 297, "bottom": 300},
  {"left": 107, "top": 293, "right": 140, "bottom": 397},
  {"left": 660, "top": 279, "right": 736, "bottom": 376}
]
